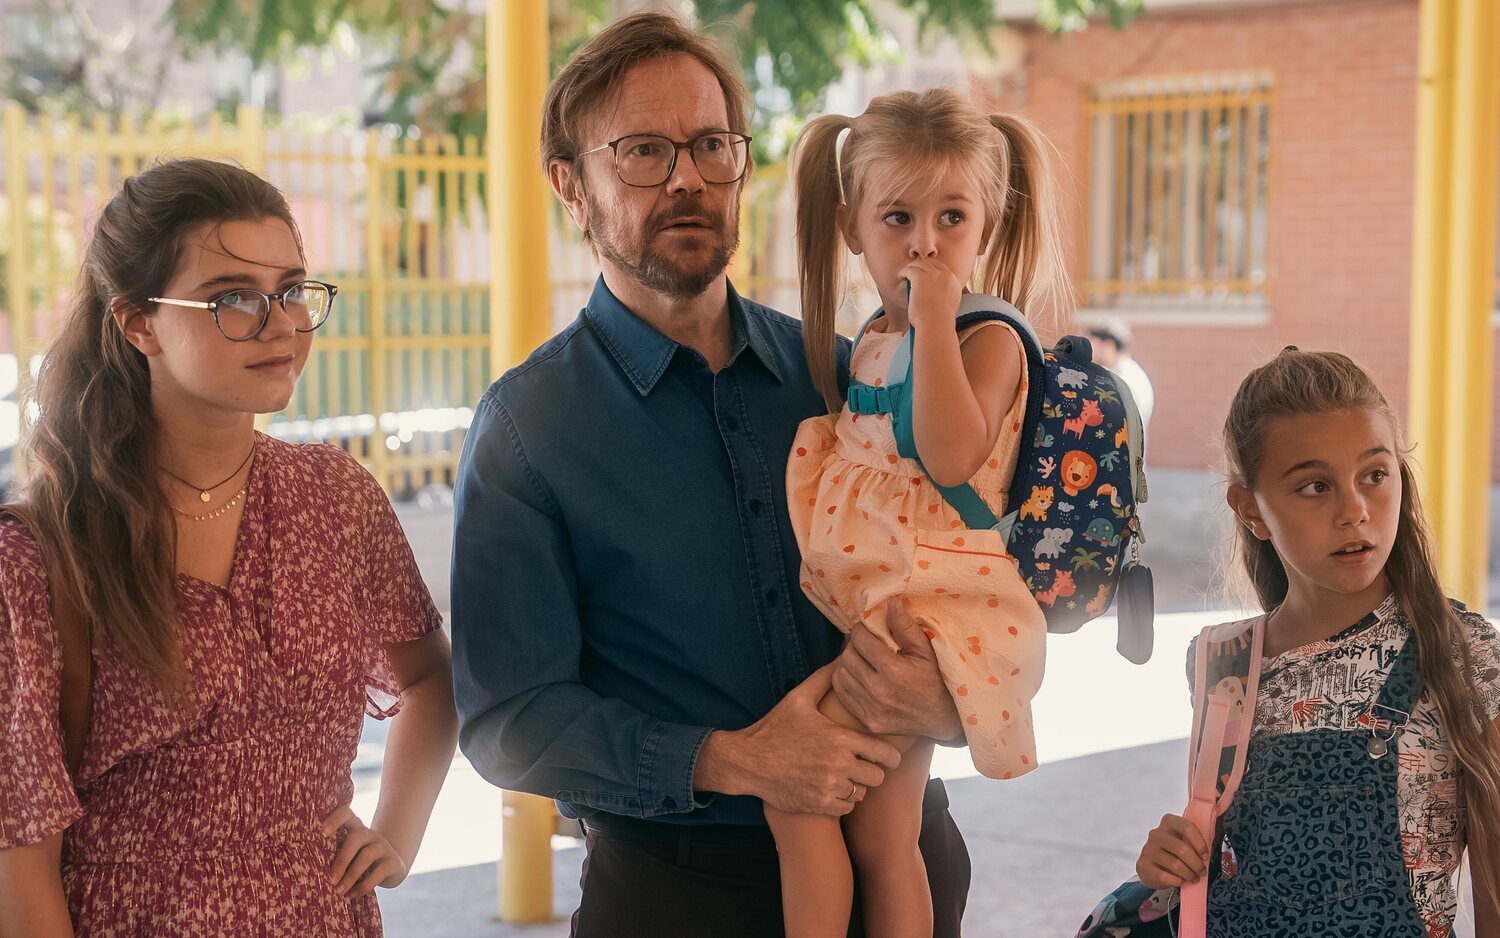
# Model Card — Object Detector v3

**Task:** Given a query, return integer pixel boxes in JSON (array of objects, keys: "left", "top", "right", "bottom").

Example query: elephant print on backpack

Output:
[{"left": 1034, "top": 527, "right": 1074, "bottom": 560}]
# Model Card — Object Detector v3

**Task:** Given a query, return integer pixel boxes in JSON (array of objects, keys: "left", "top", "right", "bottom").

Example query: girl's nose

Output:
[
  {"left": 1336, "top": 489, "right": 1370, "bottom": 526},
  {"left": 909, "top": 226, "right": 938, "bottom": 259},
  {"left": 259, "top": 296, "right": 298, "bottom": 340}
]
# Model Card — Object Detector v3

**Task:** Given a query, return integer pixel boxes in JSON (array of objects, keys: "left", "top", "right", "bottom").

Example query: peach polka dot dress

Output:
[
  {"left": 0, "top": 434, "right": 442, "bottom": 936},
  {"left": 787, "top": 318, "right": 1047, "bottom": 779}
]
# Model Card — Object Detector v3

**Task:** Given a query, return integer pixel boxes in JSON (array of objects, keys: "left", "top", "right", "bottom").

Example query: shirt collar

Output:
[
  {"left": 583, "top": 276, "right": 784, "bottom": 395},
  {"left": 734, "top": 286, "right": 786, "bottom": 384}
]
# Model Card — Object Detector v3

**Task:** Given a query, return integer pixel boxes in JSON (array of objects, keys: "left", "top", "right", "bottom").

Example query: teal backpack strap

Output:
[
  {"left": 843, "top": 307, "right": 1004, "bottom": 533},
  {"left": 845, "top": 310, "right": 898, "bottom": 415},
  {"left": 887, "top": 326, "right": 1002, "bottom": 532}
]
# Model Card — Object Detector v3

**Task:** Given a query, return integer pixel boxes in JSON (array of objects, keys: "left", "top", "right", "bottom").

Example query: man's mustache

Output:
[{"left": 650, "top": 202, "right": 727, "bottom": 231}]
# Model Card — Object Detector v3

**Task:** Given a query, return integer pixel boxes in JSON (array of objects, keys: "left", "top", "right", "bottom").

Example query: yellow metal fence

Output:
[{"left": 0, "top": 104, "right": 800, "bottom": 493}]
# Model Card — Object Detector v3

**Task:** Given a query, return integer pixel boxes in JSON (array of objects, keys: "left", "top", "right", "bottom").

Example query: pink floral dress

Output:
[{"left": 0, "top": 434, "right": 442, "bottom": 936}]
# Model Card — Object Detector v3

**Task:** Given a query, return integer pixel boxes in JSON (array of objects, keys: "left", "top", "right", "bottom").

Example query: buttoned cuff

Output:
[{"left": 639, "top": 721, "right": 714, "bottom": 817}]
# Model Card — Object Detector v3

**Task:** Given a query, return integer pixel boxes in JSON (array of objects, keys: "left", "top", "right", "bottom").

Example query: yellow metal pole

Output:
[
  {"left": 499, "top": 790, "right": 556, "bottom": 923},
  {"left": 487, "top": 0, "right": 552, "bottom": 378},
  {"left": 488, "top": 0, "right": 557, "bottom": 923},
  {"left": 1407, "top": 0, "right": 1456, "bottom": 564},
  {"left": 4, "top": 104, "right": 32, "bottom": 477},
  {"left": 1409, "top": 0, "right": 1498, "bottom": 610},
  {"left": 1438, "top": 0, "right": 1498, "bottom": 608}
]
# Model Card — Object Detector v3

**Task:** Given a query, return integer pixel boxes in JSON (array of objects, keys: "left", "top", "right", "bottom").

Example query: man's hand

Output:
[
  {"left": 832, "top": 600, "right": 962, "bottom": 741},
  {"left": 692, "top": 663, "right": 901, "bottom": 817}
]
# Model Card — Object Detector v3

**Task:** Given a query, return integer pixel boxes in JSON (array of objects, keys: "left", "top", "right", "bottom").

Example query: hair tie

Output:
[{"left": 834, "top": 125, "right": 852, "bottom": 206}]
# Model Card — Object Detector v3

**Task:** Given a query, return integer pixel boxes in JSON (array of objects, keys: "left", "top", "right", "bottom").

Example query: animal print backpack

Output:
[{"left": 845, "top": 294, "right": 1154, "bottom": 662}]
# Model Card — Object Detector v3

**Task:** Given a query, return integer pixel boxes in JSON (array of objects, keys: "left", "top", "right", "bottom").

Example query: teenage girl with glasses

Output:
[{"left": 0, "top": 159, "right": 458, "bottom": 936}]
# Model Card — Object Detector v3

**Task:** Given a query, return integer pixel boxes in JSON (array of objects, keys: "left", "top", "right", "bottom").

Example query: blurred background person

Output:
[{"left": 1090, "top": 319, "right": 1154, "bottom": 429}]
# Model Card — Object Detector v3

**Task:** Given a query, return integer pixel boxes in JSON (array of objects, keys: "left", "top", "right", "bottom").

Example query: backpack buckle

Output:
[{"left": 845, "top": 383, "right": 894, "bottom": 415}]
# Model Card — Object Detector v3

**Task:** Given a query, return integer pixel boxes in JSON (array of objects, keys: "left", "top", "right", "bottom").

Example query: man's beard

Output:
[{"left": 589, "top": 196, "right": 740, "bottom": 299}]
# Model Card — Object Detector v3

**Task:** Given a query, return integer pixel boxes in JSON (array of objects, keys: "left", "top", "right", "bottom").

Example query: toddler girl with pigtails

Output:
[{"left": 775, "top": 87, "right": 1074, "bottom": 937}]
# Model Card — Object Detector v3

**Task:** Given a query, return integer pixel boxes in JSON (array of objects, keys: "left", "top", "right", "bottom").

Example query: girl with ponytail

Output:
[
  {"left": 780, "top": 88, "right": 1069, "bottom": 936},
  {"left": 0, "top": 158, "right": 457, "bottom": 935},
  {"left": 1127, "top": 348, "right": 1500, "bottom": 936}
]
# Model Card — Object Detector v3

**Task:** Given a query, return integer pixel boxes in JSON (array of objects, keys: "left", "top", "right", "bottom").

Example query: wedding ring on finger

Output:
[{"left": 844, "top": 782, "right": 859, "bottom": 802}]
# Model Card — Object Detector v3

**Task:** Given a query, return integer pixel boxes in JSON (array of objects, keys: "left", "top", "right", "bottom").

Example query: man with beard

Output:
[{"left": 450, "top": 13, "right": 972, "bottom": 936}]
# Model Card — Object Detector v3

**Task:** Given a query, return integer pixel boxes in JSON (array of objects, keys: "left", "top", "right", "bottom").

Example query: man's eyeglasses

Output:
[
  {"left": 578, "top": 132, "right": 752, "bottom": 188},
  {"left": 149, "top": 280, "right": 339, "bottom": 342}
]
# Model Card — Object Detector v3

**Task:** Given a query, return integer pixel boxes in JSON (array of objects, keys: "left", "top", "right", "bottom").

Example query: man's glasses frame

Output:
[
  {"left": 577, "top": 131, "right": 753, "bottom": 188},
  {"left": 149, "top": 280, "right": 339, "bottom": 342}
]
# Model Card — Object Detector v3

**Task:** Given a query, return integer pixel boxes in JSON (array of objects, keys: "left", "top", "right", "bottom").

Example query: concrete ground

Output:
[{"left": 365, "top": 473, "right": 1500, "bottom": 937}]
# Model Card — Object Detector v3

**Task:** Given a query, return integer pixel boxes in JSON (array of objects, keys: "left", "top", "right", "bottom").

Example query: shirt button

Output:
[
  {"left": 764, "top": 588, "right": 780, "bottom": 605},
  {"left": 748, "top": 499, "right": 763, "bottom": 516},
  {"left": 723, "top": 416, "right": 740, "bottom": 432}
]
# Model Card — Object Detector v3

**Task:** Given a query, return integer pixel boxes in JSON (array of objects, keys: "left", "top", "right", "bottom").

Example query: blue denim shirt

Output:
[{"left": 451, "top": 277, "right": 850, "bottom": 826}]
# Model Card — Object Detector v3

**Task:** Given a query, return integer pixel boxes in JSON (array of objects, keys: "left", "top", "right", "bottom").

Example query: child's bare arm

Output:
[
  {"left": 909, "top": 323, "right": 1022, "bottom": 490},
  {"left": 0, "top": 835, "right": 74, "bottom": 937}
]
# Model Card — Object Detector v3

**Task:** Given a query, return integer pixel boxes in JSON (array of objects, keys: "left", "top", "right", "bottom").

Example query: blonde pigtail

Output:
[{"left": 791, "top": 114, "right": 856, "bottom": 413}]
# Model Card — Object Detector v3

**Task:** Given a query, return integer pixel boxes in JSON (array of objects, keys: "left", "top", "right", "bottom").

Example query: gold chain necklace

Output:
[
  {"left": 172, "top": 482, "right": 248, "bottom": 521},
  {"left": 163, "top": 444, "right": 256, "bottom": 503}
]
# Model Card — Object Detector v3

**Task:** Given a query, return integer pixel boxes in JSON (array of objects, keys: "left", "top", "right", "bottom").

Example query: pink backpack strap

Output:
[{"left": 1178, "top": 616, "right": 1265, "bottom": 938}]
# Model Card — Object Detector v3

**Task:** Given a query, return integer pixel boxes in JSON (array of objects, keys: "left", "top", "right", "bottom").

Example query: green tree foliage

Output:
[
  {"left": 1, "top": 1, "right": 191, "bottom": 117},
  {"left": 168, "top": 0, "right": 489, "bottom": 132},
  {"left": 9, "top": 0, "right": 1142, "bottom": 136}
]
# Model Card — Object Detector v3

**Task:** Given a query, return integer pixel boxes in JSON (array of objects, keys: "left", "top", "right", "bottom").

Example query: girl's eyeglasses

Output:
[{"left": 149, "top": 280, "right": 338, "bottom": 342}]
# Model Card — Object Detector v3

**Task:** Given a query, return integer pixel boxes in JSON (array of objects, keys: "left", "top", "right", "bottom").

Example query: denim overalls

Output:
[{"left": 1208, "top": 637, "right": 1426, "bottom": 936}]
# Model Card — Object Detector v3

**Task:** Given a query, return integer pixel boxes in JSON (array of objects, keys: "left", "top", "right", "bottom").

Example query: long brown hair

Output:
[
  {"left": 790, "top": 88, "right": 1070, "bottom": 411},
  {"left": 1223, "top": 347, "right": 1500, "bottom": 910},
  {"left": 23, "top": 158, "right": 301, "bottom": 690}
]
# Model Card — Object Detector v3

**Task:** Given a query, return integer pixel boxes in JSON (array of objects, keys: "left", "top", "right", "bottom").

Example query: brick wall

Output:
[{"left": 981, "top": 0, "right": 1500, "bottom": 476}]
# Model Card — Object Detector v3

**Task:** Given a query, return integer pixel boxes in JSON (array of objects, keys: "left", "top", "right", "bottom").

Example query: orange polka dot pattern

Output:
[{"left": 787, "top": 322, "right": 1046, "bottom": 780}]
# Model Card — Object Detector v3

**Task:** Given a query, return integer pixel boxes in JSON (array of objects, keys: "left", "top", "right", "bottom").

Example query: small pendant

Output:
[
  {"left": 200, "top": 491, "right": 212, "bottom": 503},
  {"left": 1367, "top": 736, "right": 1388, "bottom": 759}
]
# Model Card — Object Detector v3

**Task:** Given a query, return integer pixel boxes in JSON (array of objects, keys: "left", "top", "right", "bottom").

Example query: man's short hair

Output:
[{"left": 540, "top": 12, "right": 751, "bottom": 172}]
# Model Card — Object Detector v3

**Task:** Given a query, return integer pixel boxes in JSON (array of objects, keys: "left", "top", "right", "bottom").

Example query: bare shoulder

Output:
[{"left": 957, "top": 319, "right": 1023, "bottom": 354}]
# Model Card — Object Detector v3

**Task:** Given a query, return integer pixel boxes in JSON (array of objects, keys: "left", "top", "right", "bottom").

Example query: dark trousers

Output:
[{"left": 571, "top": 779, "right": 971, "bottom": 938}]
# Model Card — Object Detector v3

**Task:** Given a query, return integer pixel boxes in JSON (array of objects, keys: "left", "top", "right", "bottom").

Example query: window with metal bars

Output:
[{"left": 1084, "top": 72, "right": 1272, "bottom": 315}]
